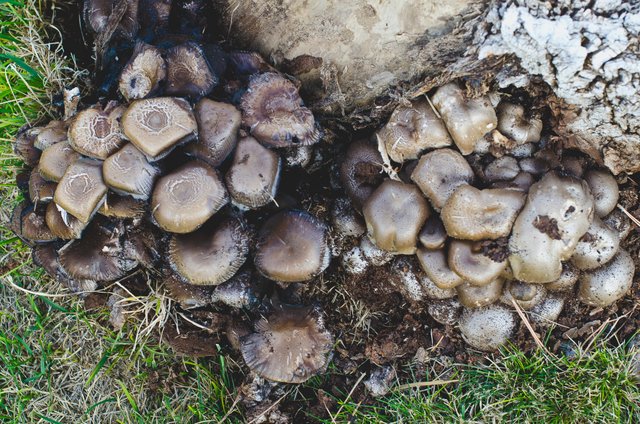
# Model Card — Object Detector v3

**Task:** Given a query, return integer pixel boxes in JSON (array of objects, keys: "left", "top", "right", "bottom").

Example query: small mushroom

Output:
[
  {"left": 416, "top": 247, "right": 464, "bottom": 289},
  {"left": 376, "top": 97, "right": 452, "bottom": 163},
  {"left": 254, "top": 210, "right": 330, "bottom": 283},
  {"left": 545, "top": 262, "right": 580, "bottom": 292},
  {"left": 34, "top": 120, "right": 67, "bottom": 150},
  {"left": 496, "top": 102, "right": 543, "bottom": 144},
  {"left": 427, "top": 299, "right": 462, "bottom": 325},
  {"left": 484, "top": 156, "right": 520, "bottom": 182},
  {"left": 240, "top": 303, "right": 333, "bottom": 383},
  {"left": 530, "top": 295, "right": 565, "bottom": 326},
  {"left": 119, "top": 42, "right": 166, "bottom": 101},
  {"left": 418, "top": 215, "right": 447, "bottom": 250},
  {"left": 165, "top": 42, "right": 217, "bottom": 98},
  {"left": 431, "top": 83, "right": 497, "bottom": 155},
  {"left": 500, "top": 281, "right": 547, "bottom": 310},
  {"left": 583, "top": 170, "right": 619, "bottom": 218},
  {"left": 225, "top": 136, "right": 281, "bottom": 209},
  {"left": 449, "top": 240, "right": 507, "bottom": 286},
  {"left": 102, "top": 143, "right": 160, "bottom": 200},
  {"left": 68, "top": 103, "right": 126, "bottom": 159},
  {"left": 458, "top": 305, "right": 515, "bottom": 351},
  {"left": 98, "top": 193, "right": 146, "bottom": 218},
  {"left": 54, "top": 158, "right": 108, "bottom": 224},
  {"left": 360, "top": 236, "right": 394, "bottom": 266},
  {"left": 211, "top": 271, "right": 257, "bottom": 309},
  {"left": 578, "top": 249, "right": 635, "bottom": 307},
  {"left": 10, "top": 201, "right": 56, "bottom": 243},
  {"left": 29, "top": 167, "right": 56, "bottom": 204},
  {"left": 331, "top": 197, "right": 366, "bottom": 238},
  {"left": 38, "top": 142, "right": 80, "bottom": 182},
  {"left": 456, "top": 278, "right": 504, "bottom": 308},
  {"left": 186, "top": 99, "right": 241, "bottom": 167},
  {"left": 121, "top": 97, "right": 197, "bottom": 160},
  {"left": 241, "top": 72, "right": 319, "bottom": 147},
  {"left": 602, "top": 209, "right": 633, "bottom": 240},
  {"left": 164, "top": 272, "right": 214, "bottom": 308},
  {"left": 45, "top": 202, "right": 87, "bottom": 239},
  {"left": 362, "top": 180, "right": 430, "bottom": 254},
  {"left": 151, "top": 161, "right": 228, "bottom": 233},
  {"left": 13, "top": 126, "right": 41, "bottom": 167},
  {"left": 169, "top": 217, "right": 250, "bottom": 286},
  {"left": 339, "top": 140, "right": 384, "bottom": 210},
  {"left": 571, "top": 217, "right": 620, "bottom": 270},
  {"left": 410, "top": 148, "right": 474, "bottom": 211}
]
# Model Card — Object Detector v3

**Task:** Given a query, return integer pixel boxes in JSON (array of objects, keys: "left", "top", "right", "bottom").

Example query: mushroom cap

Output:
[
  {"left": 490, "top": 171, "right": 535, "bottom": 192},
  {"left": 584, "top": 170, "right": 619, "bottom": 218},
  {"left": 240, "top": 303, "right": 333, "bottom": 383},
  {"left": 496, "top": 102, "right": 543, "bottom": 144},
  {"left": 83, "top": 0, "right": 138, "bottom": 38},
  {"left": 29, "top": 167, "right": 56, "bottom": 204},
  {"left": 103, "top": 143, "right": 160, "bottom": 200},
  {"left": 211, "top": 271, "right": 257, "bottom": 309},
  {"left": 362, "top": 179, "right": 430, "bottom": 254},
  {"left": 377, "top": 97, "right": 452, "bottom": 163},
  {"left": 54, "top": 158, "right": 108, "bottom": 224},
  {"left": 186, "top": 99, "right": 241, "bottom": 167},
  {"left": 45, "top": 201, "right": 87, "bottom": 239},
  {"left": 416, "top": 247, "right": 464, "bottom": 289},
  {"left": 241, "top": 72, "right": 319, "bottom": 147},
  {"left": 165, "top": 42, "right": 217, "bottom": 98},
  {"left": 34, "top": 120, "right": 67, "bottom": 150},
  {"left": 427, "top": 299, "right": 462, "bottom": 325},
  {"left": 169, "top": 217, "right": 251, "bottom": 286},
  {"left": 225, "top": 136, "right": 281, "bottom": 209},
  {"left": 254, "top": 210, "right": 330, "bottom": 283},
  {"left": 119, "top": 42, "right": 166, "bottom": 101},
  {"left": 331, "top": 197, "right": 366, "bottom": 238},
  {"left": 499, "top": 281, "right": 547, "bottom": 310},
  {"left": 441, "top": 186, "right": 525, "bottom": 240},
  {"left": 410, "top": 148, "right": 474, "bottom": 211},
  {"left": 13, "top": 126, "right": 41, "bottom": 167},
  {"left": 458, "top": 305, "right": 515, "bottom": 351},
  {"left": 484, "top": 156, "right": 520, "bottom": 182},
  {"left": 571, "top": 217, "right": 620, "bottom": 270},
  {"left": 68, "top": 104, "right": 125, "bottom": 159},
  {"left": 151, "top": 161, "right": 228, "bottom": 233},
  {"left": 456, "top": 278, "right": 504, "bottom": 308},
  {"left": 449, "top": 240, "right": 507, "bottom": 286},
  {"left": 418, "top": 215, "right": 447, "bottom": 250},
  {"left": 339, "top": 139, "right": 384, "bottom": 210},
  {"left": 38, "top": 142, "right": 80, "bottom": 182},
  {"left": 164, "top": 272, "right": 214, "bottom": 308},
  {"left": 602, "top": 209, "right": 633, "bottom": 240},
  {"left": 98, "top": 193, "right": 146, "bottom": 218},
  {"left": 545, "top": 262, "right": 579, "bottom": 292},
  {"left": 121, "top": 97, "right": 197, "bottom": 160},
  {"left": 431, "top": 83, "right": 497, "bottom": 155},
  {"left": 10, "top": 201, "right": 56, "bottom": 243},
  {"left": 578, "top": 249, "right": 635, "bottom": 307},
  {"left": 530, "top": 295, "right": 565, "bottom": 326}
]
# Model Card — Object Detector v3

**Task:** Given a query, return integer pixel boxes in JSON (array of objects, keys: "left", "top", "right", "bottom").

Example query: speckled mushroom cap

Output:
[
  {"left": 38, "top": 142, "right": 80, "bottom": 182},
  {"left": 53, "top": 158, "right": 108, "bottom": 224},
  {"left": 103, "top": 143, "right": 160, "bottom": 200},
  {"left": 254, "top": 210, "right": 330, "bottom": 283},
  {"left": 225, "top": 136, "right": 281, "bottom": 209},
  {"left": 241, "top": 72, "right": 319, "bottom": 147},
  {"left": 151, "top": 161, "right": 228, "bottom": 234},
  {"left": 339, "top": 139, "right": 384, "bottom": 210},
  {"left": 578, "top": 249, "right": 635, "bottom": 307},
  {"left": 121, "top": 97, "right": 197, "bottom": 160},
  {"left": 119, "top": 42, "right": 166, "bottom": 101},
  {"left": 448, "top": 240, "right": 507, "bottom": 286},
  {"left": 362, "top": 179, "right": 430, "bottom": 255},
  {"left": 240, "top": 303, "right": 333, "bottom": 383},
  {"left": 583, "top": 170, "right": 619, "bottom": 218},
  {"left": 68, "top": 103, "right": 125, "bottom": 159},
  {"left": 169, "top": 217, "right": 251, "bottom": 286},
  {"left": 458, "top": 305, "right": 516, "bottom": 351},
  {"left": 187, "top": 98, "right": 241, "bottom": 167},
  {"left": 496, "top": 102, "right": 543, "bottom": 144},
  {"left": 165, "top": 42, "right": 217, "bottom": 98},
  {"left": 571, "top": 216, "right": 620, "bottom": 270},
  {"left": 377, "top": 97, "right": 452, "bottom": 162}
]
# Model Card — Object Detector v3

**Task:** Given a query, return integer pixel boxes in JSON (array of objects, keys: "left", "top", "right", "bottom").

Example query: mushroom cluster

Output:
[{"left": 337, "top": 82, "right": 636, "bottom": 351}]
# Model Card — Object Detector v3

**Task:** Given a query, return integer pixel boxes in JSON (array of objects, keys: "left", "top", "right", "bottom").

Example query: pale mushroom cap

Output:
[
  {"left": 484, "top": 156, "right": 520, "bottom": 182},
  {"left": 169, "top": 217, "right": 250, "bottom": 286},
  {"left": 225, "top": 136, "right": 281, "bottom": 209},
  {"left": 254, "top": 210, "right": 330, "bottom": 283},
  {"left": 377, "top": 97, "right": 452, "bottom": 163},
  {"left": 165, "top": 42, "right": 217, "bottom": 98},
  {"left": 431, "top": 83, "right": 497, "bottom": 155},
  {"left": 530, "top": 295, "right": 565, "bottom": 326},
  {"left": 491, "top": 171, "right": 535, "bottom": 192},
  {"left": 339, "top": 140, "right": 384, "bottom": 210},
  {"left": 584, "top": 170, "right": 619, "bottom": 218},
  {"left": 578, "top": 249, "right": 635, "bottom": 307},
  {"left": 496, "top": 102, "right": 543, "bottom": 144},
  {"left": 68, "top": 105, "right": 125, "bottom": 159},
  {"left": 545, "top": 262, "right": 580, "bottom": 292},
  {"left": 458, "top": 305, "right": 515, "bottom": 351},
  {"left": 456, "top": 278, "right": 504, "bottom": 308},
  {"left": 119, "top": 42, "right": 166, "bottom": 101},
  {"left": 418, "top": 215, "right": 447, "bottom": 250},
  {"left": 448, "top": 240, "right": 507, "bottom": 286},
  {"left": 45, "top": 201, "right": 86, "bottom": 239},
  {"left": 151, "top": 161, "right": 228, "bottom": 233},
  {"left": 188, "top": 98, "right": 241, "bottom": 167},
  {"left": 411, "top": 148, "right": 474, "bottom": 211},
  {"left": 103, "top": 143, "right": 160, "bottom": 199},
  {"left": 441, "top": 186, "right": 525, "bottom": 240},
  {"left": 54, "top": 158, "right": 108, "bottom": 223},
  {"left": 499, "top": 281, "right": 547, "bottom": 310},
  {"left": 360, "top": 236, "right": 394, "bottom": 266},
  {"left": 39, "top": 142, "right": 80, "bottom": 182},
  {"left": 571, "top": 217, "right": 620, "bottom": 270},
  {"left": 122, "top": 97, "right": 197, "bottom": 159},
  {"left": 362, "top": 179, "right": 430, "bottom": 254},
  {"left": 509, "top": 172, "right": 594, "bottom": 283},
  {"left": 416, "top": 247, "right": 464, "bottom": 289},
  {"left": 240, "top": 304, "right": 334, "bottom": 383}
]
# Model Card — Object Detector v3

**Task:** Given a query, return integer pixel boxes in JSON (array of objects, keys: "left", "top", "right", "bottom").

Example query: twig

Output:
[
  {"left": 218, "top": 393, "right": 242, "bottom": 423},
  {"left": 616, "top": 204, "right": 640, "bottom": 228},
  {"left": 331, "top": 372, "right": 366, "bottom": 423},
  {"left": 393, "top": 379, "right": 459, "bottom": 392},
  {"left": 248, "top": 392, "right": 289, "bottom": 424},
  {"left": 511, "top": 298, "right": 552, "bottom": 356}
]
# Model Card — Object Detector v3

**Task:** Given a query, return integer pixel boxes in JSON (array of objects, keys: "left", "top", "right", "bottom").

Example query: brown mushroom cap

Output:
[
  {"left": 38, "top": 142, "right": 80, "bottom": 182},
  {"left": 121, "top": 97, "right": 197, "bottom": 160},
  {"left": 45, "top": 201, "right": 87, "bottom": 239},
  {"left": 339, "top": 139, "right": 384, "bottom": 210},
  {"left": 496, "top": 102, "right": 543, "bottom": 144},
  {"left": 54, "top": 158, "right": 108, "bottom": 224},
  {"left": 34, "top": 120, "right": 67, "bottom": 150},
  {"left": 98, "top": 193, "right": 146, "bottom": 219},
  {"left": 240, "top": 303, "right": 333, "bottom": 383},
  {"left": 151, "top": 161, "right": 228, "bottom": 233},
  {"left": 225, "top": 136, "right": 281, "bottom": 209},
  {"left": 241, "top": 72, "right": 319, "bottom": 147},
  {"left": 362, "top": 180, "right": 430, "bottom": 254},
  {"left": 165, "top": 42, "right": 216, "bottom": 98},
  {"left": 254, "top": 210, "right": 330, "bottom": 283},
  {"left": 377, "top": 97, "right": 452, "bottom": 163},
  {"left": 169, "top": 217, "right": 251, "bottom": 286},
  {"left": 449, "top": 240, "right": 507, "bottom": 286},
  {"left": 410, "top": 148, "right": 474, "bottom": 211},
  {"left": 185, "top": 99, "right": 241, "bottom": 167},
  {"left": 456, "top": 278, "right": 504, "bottom": 308},
  {"left": 103, "top": 143, "right": 160, "bottom": 200},
  {"left": 83, "top": 0, "right": 138, "bottom": 38},
  {"left": 68, "top": 103, "right": 126, "bottom": 159},
  {"left": 119, "top": 41, "right": 166, "bottom": 101},
  {"left": 416, "top": 247, "right": 464, "bottom": 289},
  {"left": 431, "top": 83, "right": 497, "bottom": 155},
  {"left": 578, "top": 249, "right": 635, "bottom": 307},
  {"left": 32, "top": 243, "right": 97, "bottom": 293},
  {"left": 29, "top": 167, "right": 56, "bottom": 204},
  {"left": 418, "top": 215, "right": 447, "bottom": 250},
  {"left": 10, "top": 201, "right": 56, "bottom": 243},
  {"left": 13, "top": 126, "right": 41, "bottom": 167},
  {"left": 164, "top": 272, "right": 214, "bottom": 308},
  {"left": 210, "top": 271, "right": 257, "bottom": 309},
  {"left": 583, "top": 170, "right": 619, "bottom": 218},
  {"left": 441, "top": 186, "right": 525, "bottom": 240}
]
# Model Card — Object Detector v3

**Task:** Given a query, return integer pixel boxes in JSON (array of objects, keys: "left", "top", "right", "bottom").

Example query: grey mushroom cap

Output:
[
  {"left": 103, "top": 143, "right": 160, "bottom": 200},
  {"left": 448, "top": 240, "right": 507, "bottom": 286},
  {"left": 186, "top": 99, "right": 241, "bottom": 167},
  {"left": 416, "top": 247, "right": 464, "bottom": 289},
  {"left": 119, "top": 41, "right": 166, "bottom": 101},
  {"left": 151, "top": 161, "right": 229, "bottom": 234},
  {"left": 418, "top": 215, "right": 447, "bottom": 250},
  {"left": 38, "top": 142, "right": 80, "bottom": 182},
  {"left": 68, "top": 103, "right": 126, "bottom": 159},
  {"left": 165, "top": 42, "right": 217, "bottom": 98},
  {"left": 578, "top": 249, "right": 635, "bottom": 307},
  {"left": 339, "top": 139, "right": 384, "bottom": 210},
  {"left": 53, "top": 158, "right": 108, "bottom": 224},
  {"left": 34, "top": 120, "right": 67, "bottom": 150},
  {"left": 583, "top": 170, "right": 619, "bottom": 218},
  {"left": 240, "top": 303, "right": 334, "bottom": 383},
  {"left": 458, "top": 305, "right": 516, "bottom": 351},
  {"left": 496, "top": 102, "right": 543, "bottom": 144},
  {"left": 571, "top": 217, "right": 620, "bottom": 271},
  {"left": 14, "top": 126, "right": 41, "bottom": 167}
]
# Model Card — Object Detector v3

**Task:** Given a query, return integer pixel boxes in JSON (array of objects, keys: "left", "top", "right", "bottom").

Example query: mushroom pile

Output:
[{"left": 337, "top": 83, "right": 636, "bottom": 351}]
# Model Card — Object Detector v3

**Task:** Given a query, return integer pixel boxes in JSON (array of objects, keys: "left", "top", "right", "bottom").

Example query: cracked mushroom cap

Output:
[
  {"left": 103, "top": 143, "right": 160, "bottom": 200},
  {"left": 225, "top": 136, "right": 281, "bottom": 209},
  {"left": 240, "top": 303, "right": 333, "bottom": 383},
  {"left": 578, "top": 249, "right": 635, "bottom": 307},
  {"left": 496, "top": 102, "right": 543, "bottom": 144},
  {"left": 186, "top": 99, "right": 241, "bottom": 167},
  {"left": 241, "top": 72, "right": 319, "bottom": 148},
  {"left": 583, "top": 170, "right": 619, "bottom": 218},
  {"left": 411, "top": 148, "right": 474, "bottom": 211},
  {"left": 339, "top": 139, "right": 384, "bottom": 210},
  {"left": 416, "top": 247, "right": 464, "bottom": 289},
  {"left": 10, "top": 201, "right": 56, "bottom": 244},
  {"left": 45, "top": 201, "right": 87, "bottom": 239},
  {"left": 169, "top": 217, "right": 251, "bottom": 286},
  {"left": 38, "top": 142, "right": 80, "bottom": 182},
  {"left": 151, "top": 161, "right": 228, "bottom": 233},
  {"left": 377, "top": 97, "right": 452, "bottom": 163},
  {"left": 53, "top": 158, "right": 108, "bottom": 224},
  {"left": 165, "top": 42, "right": 217, "bottom": 98},
  {"left": 254, "top": 210, "right": 330, "bottom": 283},
  {"left": 68, "top": 103, "right": 126, "bottom": 159},
  {"left": 362, "top": 180, "right": 430, "bottom": 255},
  {"left": 449, "top": 240, "right": 507, "bottom": 286},
  {"left": 431, "top": 83, "right": 497, "bottom": 155},
  {"left": 440, "top": 186, "right": 525, "bottom": 240},
  {"left": 119, "top": 42, "right": 166, "bottom": 101},
  {"left": 121, "top": 97, "right": 197, "bottom": 160}
]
